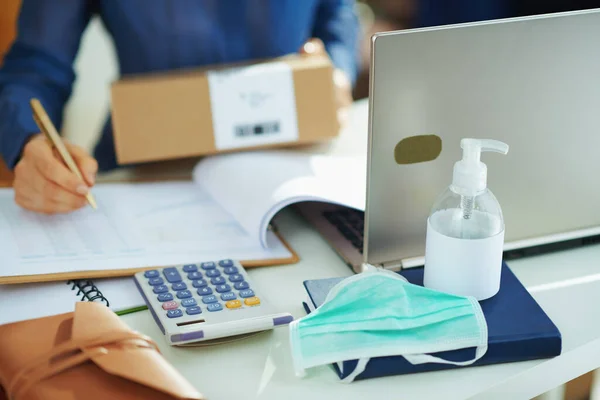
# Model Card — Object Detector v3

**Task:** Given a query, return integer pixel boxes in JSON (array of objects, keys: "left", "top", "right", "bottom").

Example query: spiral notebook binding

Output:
[{"left": 67, "top": 280, "right": 110, "bottom": 307}]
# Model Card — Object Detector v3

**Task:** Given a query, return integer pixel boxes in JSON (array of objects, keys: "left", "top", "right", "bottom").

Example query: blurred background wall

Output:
[{"left": 352, "top": 0, "right": 600, "bottom": 100}]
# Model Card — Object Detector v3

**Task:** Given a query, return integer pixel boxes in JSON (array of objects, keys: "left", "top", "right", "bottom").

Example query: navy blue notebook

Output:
[{"left": 302, "top": 263, "right": 562, "bottom": 381}]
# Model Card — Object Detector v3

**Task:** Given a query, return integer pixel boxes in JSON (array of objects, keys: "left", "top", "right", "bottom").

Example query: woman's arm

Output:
[
  {"left": 1, "top": 0, "right": 98, "bottom": 215},
  {"left": 312, "top": 0, "right": 361, "bottom": 87},
  {"left": 0, "top": 0, "right": 95, "bottom": 168}
]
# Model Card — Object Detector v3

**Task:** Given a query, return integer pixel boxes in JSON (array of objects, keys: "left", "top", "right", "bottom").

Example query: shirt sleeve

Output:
[
  {"left": 311, "top": 0, "right": 361, "bottom": 87},
  {"left": 0, "top": 0, "right": 94, "bottom": 169}
]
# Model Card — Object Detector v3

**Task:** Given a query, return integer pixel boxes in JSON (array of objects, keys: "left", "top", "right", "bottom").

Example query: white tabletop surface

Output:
[{"left": 120, "top": 100, "right": 600, "bottom": 400}]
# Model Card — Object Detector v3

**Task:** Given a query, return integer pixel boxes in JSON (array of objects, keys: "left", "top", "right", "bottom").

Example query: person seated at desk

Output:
[{"left": 0, "top": 0, "right": 359, "bottom": 215}]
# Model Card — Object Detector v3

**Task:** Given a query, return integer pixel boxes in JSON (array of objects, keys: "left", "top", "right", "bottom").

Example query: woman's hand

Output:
[{"left": 13, "top": 133, "right": 98, "bottom": 214}]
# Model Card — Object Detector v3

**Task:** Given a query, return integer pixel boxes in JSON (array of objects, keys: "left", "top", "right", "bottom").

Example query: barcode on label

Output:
[{"left": 234, "top": 121, "right": 280, "bottom": 137}]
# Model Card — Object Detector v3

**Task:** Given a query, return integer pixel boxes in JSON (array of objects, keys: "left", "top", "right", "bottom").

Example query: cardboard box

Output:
[{"left": 110, "top": 54, "right": 340, "bottom": 165}]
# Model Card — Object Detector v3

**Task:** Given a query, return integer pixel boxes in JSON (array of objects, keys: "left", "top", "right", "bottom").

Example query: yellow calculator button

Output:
[
  {"left": 244, "top": 297, "right": 261, "bottom": 306},
  {"left": 226, "top": 300, "right": 242, "bottom": 309}
]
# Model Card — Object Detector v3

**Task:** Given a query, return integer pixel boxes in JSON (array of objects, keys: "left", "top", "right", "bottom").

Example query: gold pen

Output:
[{"left": 29, "top": 98, "right": 98, "bottom": 209}]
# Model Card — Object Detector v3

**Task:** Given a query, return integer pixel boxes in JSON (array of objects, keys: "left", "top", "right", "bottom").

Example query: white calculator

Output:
[{"left": 134, "top": 259, "right": 294, "bottom": 346}]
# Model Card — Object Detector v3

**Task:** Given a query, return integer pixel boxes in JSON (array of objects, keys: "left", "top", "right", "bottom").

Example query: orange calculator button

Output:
[
  {"left": 244, "top": 297, "right": 261, "bottom": 306},
  {"left": 226, "top": 300, "right": 242, "bottom": 309}
]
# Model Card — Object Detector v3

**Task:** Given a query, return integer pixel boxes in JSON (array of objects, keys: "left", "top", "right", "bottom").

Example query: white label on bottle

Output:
[
  {"left": 207, "top": 62, "right": 299, "bottom": 150},
  {"left": 423, "top": 215, "right": 505, "bottom": 300}
]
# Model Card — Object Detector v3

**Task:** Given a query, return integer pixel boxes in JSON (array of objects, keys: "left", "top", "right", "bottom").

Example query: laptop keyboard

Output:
[
  {"left": 322, "top": 209, "right": 365, "bottom": 253},
  {"left": 323, "top": 208, "right": 600, "bottom": 263}
]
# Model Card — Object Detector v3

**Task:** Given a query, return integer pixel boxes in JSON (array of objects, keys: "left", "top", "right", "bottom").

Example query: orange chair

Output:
[
  {"left": 0, "top": 0, "right": 20, "bottom": 61},
  {"left": 0, "top": 0, "right": 19, "bottom": 183}
]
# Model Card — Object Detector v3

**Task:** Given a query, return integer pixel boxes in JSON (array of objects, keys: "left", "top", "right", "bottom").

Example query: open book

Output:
[
  {"left": 0, "top": 150, "right": 366, "bottom": 283},
  {"left": 193, "top": 150, "right": 367, "bottom": 248}
]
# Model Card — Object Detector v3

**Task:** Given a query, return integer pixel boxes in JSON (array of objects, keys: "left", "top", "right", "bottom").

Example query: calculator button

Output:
[
  {"left": 219, "top": 259, "right": 234, "bottom": 267},
  {"left": 172, "top": 282, "right": 187, "bottom": 291},
  {"left": 163, "top": 267, "right": 182, "bottom": 283},
  {"left": 167, "top": 309, "right": 183, "bottom": 318},
  {"left": 223, "top": 266, "right": 239, "bottom": 275},
  {"left": 202, "top": 295, "right": 218, "bottom": 304},
  {"left": 228, "top": 274, "right": 244, "bottom": 283},
  {"left": 153, "top": 285, "right": 169, "bottom": 294},
  {"left": 207, "top": 303, "right": 223, "bottom": 312},
  {"left": 201, "top": 262, "right": 216, "bottom": 270},
  {"left": 176, "top": 290, "right": 192, "bottom": 299},
  {"left": 205, "top": 269, "right": 221, "bottom": 278},
  {"left": 186, "top": 306, "right": 202, "bottom": 315},
  {"left": 226, "top": 300, "right": 242, "bottom": 309},
  {"left": 234, "top": 281, "right": 250, "bottom": 290},
  {"left": 148, "top": 277, "right": 165, "bottom": 286},
  {"left": 197, "top": 287, "right": 213, "bottom": 296},
  {"left": 157, "top": 293, "right": 174, "bottom": 302},
  {"left": 239, "top": 289, "right": 255, "bottom": 298},
  {"left": 183, "top": 264, "right": 198, "bottom": 273},
  {"left": 216, "top": 284, "right": 231, "bottom": 293},
  {"left": 181, "top": 298, "right": 198, "bottom": 308},
  {"left": 144, "top": 270, "right": 159, "bottom": 278},
  {"left": 162, "top": 301, "right": 179, "bottom": 310},
  {"left": 221, "top": 292, "right": 237, "bottom": 301},
  {"left": 244, "top": 297, "right": 261, "bottom": 306},
  {"left": 187, "top": 271, "right": 203, "bottom": 280},
  {"left": 192, "top": 279, "right": 208, "bottom": 288},
  {"left": 211, "top": 276, "right": 226, "bottom": 285}
]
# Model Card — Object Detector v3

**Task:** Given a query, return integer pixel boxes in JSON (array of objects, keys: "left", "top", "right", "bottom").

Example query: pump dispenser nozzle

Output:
[
  {"left": 451, "top": 139, "right": 509, "bottom": 196},
  {"left": 451, "top": 139, "right": 509, "bottom": 220}
]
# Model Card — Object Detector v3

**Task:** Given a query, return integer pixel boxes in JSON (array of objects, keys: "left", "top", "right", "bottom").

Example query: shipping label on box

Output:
[{"left": 207, "top": 62, "right": 299, "bottom": 150}]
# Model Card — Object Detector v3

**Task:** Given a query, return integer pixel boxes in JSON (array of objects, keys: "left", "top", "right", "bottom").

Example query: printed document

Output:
[{"left": 0, "top": 182, "right": 291, "bottom": 278}]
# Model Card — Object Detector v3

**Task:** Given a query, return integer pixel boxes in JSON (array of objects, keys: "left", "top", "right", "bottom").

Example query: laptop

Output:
[{"left": 297, "top": 9, "right": 600, "bottom": 273}]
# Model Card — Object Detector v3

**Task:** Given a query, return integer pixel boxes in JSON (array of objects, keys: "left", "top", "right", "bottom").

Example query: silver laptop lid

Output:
[{"left": 365, "top": 9, "right": 600, "bottom": 268}]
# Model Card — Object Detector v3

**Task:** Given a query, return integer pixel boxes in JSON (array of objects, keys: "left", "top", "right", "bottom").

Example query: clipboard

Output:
[{"left": 0, "top": 162, "right": 300, "bottom": 285}]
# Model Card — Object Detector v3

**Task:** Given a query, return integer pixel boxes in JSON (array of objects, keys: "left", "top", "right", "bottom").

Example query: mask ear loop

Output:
[
  {"left": 340, "top": 358, "right": 370, "bottom": 383},
  {"left": 403, "top": 344, "right": 488, "bottom": 367}
]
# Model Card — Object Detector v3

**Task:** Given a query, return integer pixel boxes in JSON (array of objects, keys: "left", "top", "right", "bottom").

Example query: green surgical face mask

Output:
[{"left": 289, "top": 267, "right": 488, "bottom": 382}]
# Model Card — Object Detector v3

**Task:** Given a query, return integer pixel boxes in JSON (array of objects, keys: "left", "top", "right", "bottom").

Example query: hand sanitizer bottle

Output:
[{"left": 424, "top": 138, "right": 509, "bottom": 300}]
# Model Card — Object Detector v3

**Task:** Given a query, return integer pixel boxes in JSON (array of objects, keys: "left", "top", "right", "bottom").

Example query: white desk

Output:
[{"left": 118, "top": 100, "right": 600, "bottom": 400}]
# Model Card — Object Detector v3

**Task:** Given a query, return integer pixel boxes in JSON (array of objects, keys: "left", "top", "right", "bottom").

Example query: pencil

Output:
[{"left": 29, "top": 98, "right": 98, "bottom": 209}]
